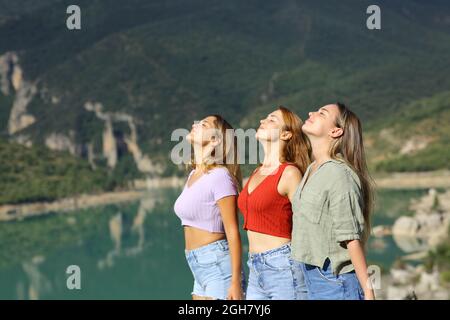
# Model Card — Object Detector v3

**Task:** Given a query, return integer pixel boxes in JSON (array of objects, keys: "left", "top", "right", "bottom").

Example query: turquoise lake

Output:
[{"left": 0, "top": 188, "right": 427, "bottom": 299}]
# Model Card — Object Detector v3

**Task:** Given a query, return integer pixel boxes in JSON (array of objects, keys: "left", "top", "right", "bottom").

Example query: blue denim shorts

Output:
[
  {"left": 246, "top": 243, "right": 307, "bottom": 300},
  {"left": 185, "top": 239, "right": 246, "bottom": 299},
  {"left": 294, "top": 258, "right": 365, "bottom": 300}
]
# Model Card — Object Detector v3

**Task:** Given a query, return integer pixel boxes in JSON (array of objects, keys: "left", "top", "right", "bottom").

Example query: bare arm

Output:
[
  {"left": 347, "top": 239, "right": 375, "bottom": 300},
  {"left": 277, "top": 165, "right": 302, "bottom": 201},
  {"left": 217, "top": 195, "right": 243, "bottom": 300}
]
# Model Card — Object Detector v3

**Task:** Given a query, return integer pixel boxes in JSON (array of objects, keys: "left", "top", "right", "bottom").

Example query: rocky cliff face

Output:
[
  {"left": 0, "top": 53, "right": 162, "bottom": 176},
  {"left": 44, "top": 132, "right": 77, "bottom": 155},
  {"left": 125, "top": 118, "right": 162, "bottom": 174},
  {"left": 0, "top": 52, "right": 37, "bottom": 136},
  {"left": 84, "top": 101, "right": 162, "bottom": 174}
]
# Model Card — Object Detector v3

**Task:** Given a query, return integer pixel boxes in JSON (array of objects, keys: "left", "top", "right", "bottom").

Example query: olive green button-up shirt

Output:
[{"left": 291, "top": 159, "right": 365, "bottom": 275}]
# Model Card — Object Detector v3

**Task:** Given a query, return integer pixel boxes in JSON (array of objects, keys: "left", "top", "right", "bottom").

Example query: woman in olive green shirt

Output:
[{"left": 291, "top": 102, "right": 375, "bottom": 300}]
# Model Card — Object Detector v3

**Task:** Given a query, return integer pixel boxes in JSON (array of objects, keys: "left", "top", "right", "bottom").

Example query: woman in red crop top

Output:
[{"left": 238, "top": 106, "right": 311, "bottom": 300}]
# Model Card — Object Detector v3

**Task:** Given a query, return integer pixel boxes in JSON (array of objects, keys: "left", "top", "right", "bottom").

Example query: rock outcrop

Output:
[
  {"left": 84, "top": 101, "right": 162, "bottom": 173},
  {"left": 385, "top": 265, "right": 449, "bottom": 300},
  {"left": 45, "top": 132, "right": 77, "bottom": 155},
  {"left": 392, "top": 189, "right": 450, "bottom": 248},
  {"left": 102, "top": 117, "right": 118, "bottom": 168},
  {"left": 379, "top": 189, "right": 450, "bottom": 300},
  {"left": 0, "top": 52, "right": 37, "bottom": 135}
]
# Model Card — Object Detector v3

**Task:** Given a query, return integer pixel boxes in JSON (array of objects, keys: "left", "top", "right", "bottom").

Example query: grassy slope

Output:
[
  {"left": 0, "top": 1, "right": 450, "bottom": 203},
  {"left": 366, "top": 91, "right": 450, "bottom": 172},
  {"left": 0, "top": 138, "right": 121, "bottom": 205}
]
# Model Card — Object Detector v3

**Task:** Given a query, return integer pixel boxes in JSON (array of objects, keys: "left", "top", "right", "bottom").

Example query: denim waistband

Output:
[
  {"left": 248, "top": 242, "right": 291, "bottom": 261},
  {"left": 184, "top": 239, "right": 229, "bottom": 257}
]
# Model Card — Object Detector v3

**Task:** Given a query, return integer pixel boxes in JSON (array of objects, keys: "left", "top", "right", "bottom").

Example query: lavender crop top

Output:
[{"left": 174, "top": 167, "right": 238, "bottom": 233}]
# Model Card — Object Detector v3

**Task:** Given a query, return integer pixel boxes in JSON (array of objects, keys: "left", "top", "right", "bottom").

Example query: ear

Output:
[
  {"left": 330, "top": 127, "right": 343, "bottom": 139},
  {"left": 280, "top": 130, "right": 293, "bottom": 141},
  {"left": 210, "top": 135, "right": 222, "bottom": 147}
]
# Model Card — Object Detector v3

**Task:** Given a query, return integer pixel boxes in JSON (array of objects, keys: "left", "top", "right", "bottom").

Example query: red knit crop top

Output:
[{"left": 238, "top": 162, "right": 296, "bottom": 239}]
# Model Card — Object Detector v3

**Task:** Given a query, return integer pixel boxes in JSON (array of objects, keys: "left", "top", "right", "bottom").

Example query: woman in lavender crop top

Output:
[
  {"left": 174, "top": 167, "right": 237, "bottom": 232},
  {"left": 174, "top": 114, "right": 245, "bottom": 300}
]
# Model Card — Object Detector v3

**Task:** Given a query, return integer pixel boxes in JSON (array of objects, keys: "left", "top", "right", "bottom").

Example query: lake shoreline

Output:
[
  {"left": 0, "top": 190, "right": 147, "bottom": 222},
  {"left": 0, "top": 175, "right": 187, "bottom": 221},
  {"left": 1, "top": 170, "right": 449, "bottom": 222},
  {"left": 373, "top": 170, "right": 450, "bottom": 190}
]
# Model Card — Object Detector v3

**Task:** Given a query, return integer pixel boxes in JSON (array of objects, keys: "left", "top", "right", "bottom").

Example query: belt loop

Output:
[{"left": 217, "top": 239, "right": 225, "bottom": 251}]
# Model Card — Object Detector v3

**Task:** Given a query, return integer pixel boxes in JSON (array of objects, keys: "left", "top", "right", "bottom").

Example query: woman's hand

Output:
[
  {"left": 364, "top": 289, "right": 375, "bottom": 300},
  {"left": 227, "top": 281, "right": 243, "bottom": 300}
]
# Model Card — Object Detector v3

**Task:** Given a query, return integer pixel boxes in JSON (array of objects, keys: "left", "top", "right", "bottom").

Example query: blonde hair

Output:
[
  {"left": 189, "top": 115, "right": 242, "bottom": 191},
  {"left": 330, "top": 102, "right": 375, "bottom": 246}
]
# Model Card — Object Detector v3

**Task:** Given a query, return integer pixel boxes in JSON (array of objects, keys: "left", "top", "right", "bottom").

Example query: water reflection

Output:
[
  {"left": 97, "top": 198, "right": 156, "bottom": 270},
  {"left": 20, "top": 256, "right": 51, "bottom": 300},
  {"left": 0, "top": 188, "right": 431, "bottom": 299},
  {"left": 392, "top": 235, "right": 429, "bottom": 253},
  {"left": 97, "top": 213, "right": 122, "bottom": 270},
  {"left": 127, "top": 198, "right": 156, "bottom": 256}
]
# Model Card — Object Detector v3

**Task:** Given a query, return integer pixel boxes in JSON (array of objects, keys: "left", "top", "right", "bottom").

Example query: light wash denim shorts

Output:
[
  {"left": 185, "top": 239, "right": 246, "bottom": 299},
  {"left": 246, "top": 243, "right": 307, "bottom": 300},
  {"left": 294, "top": 258, "right": 365, "bottom": 300}
]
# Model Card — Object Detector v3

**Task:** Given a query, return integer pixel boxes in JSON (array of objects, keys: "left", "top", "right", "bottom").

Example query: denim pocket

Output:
[
  {"left": 263, "top": 254, "right": 292, "bottom": 271},
  {"left": 194, "top": 252, "right": 218, "bottom": 267},
  {"left": 216, "top": 241, "right": 229, "bottom": 252},
  {"left": 314, "top": 266, "right": 344, "bottom": 285}
]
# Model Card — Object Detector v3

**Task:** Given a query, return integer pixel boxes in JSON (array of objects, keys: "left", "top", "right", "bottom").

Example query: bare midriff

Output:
[
  {"left": 184, "top": 226, "right": 226, "bottom": 251},
  {"left": 247, "top": 230, "right": 290, "bottom": 254}
]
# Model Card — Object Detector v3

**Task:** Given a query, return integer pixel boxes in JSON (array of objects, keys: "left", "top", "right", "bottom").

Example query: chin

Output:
[
  {"left": 255, "top": 133, "right": 266, "bottom": 141},
  {"left": 255, "top": 128, "right": 266, "bottom": 139},
  {"left": 301, "top": 124, "right": 312, "bottom": 135}
]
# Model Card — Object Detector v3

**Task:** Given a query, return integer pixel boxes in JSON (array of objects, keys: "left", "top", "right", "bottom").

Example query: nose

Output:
[{"left": 308, "top": 112, "right": 313, "bottom": 117}]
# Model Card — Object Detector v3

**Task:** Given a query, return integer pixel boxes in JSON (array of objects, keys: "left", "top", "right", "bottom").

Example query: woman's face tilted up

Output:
[
  {"left": 302, "top": 104, "right": 343, "bottom": 140},
  {"left": 186, "top": 116, "right": 220, "bottom": 147},
  {"left": 256, "top": 110, "right": 288, "bottom": 142}
]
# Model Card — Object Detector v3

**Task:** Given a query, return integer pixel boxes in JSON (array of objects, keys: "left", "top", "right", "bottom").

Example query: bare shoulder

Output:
[
  {"left": 278, "top": 165, "right": 302, "bottom": 197},
  {"left": 281, "top": 165, "right": 302, "bottom": 182}
]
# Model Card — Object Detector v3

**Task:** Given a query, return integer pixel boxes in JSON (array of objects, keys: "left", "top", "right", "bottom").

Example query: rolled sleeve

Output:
[{"left": 330, "top": 190, "right": 365, "bottom": 243}]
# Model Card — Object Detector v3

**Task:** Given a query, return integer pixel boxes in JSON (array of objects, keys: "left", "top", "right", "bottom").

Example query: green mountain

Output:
[
  {"left": 0, "top": 138, "right": 117, "bottom": 204},
  {"left": 0, "top": 0, "right": 449, "bottom": 203}
]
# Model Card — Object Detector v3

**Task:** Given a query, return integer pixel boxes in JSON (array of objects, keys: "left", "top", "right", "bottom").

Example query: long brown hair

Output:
[
  {"left": 278, "top": 106, "right": 311, "bottom": 176},
  {"left": 189, "top": 115, "right": 242, "bottom": 191},
  {"left": 330, "top": 102, "right": 375, "bottom": 246}
]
